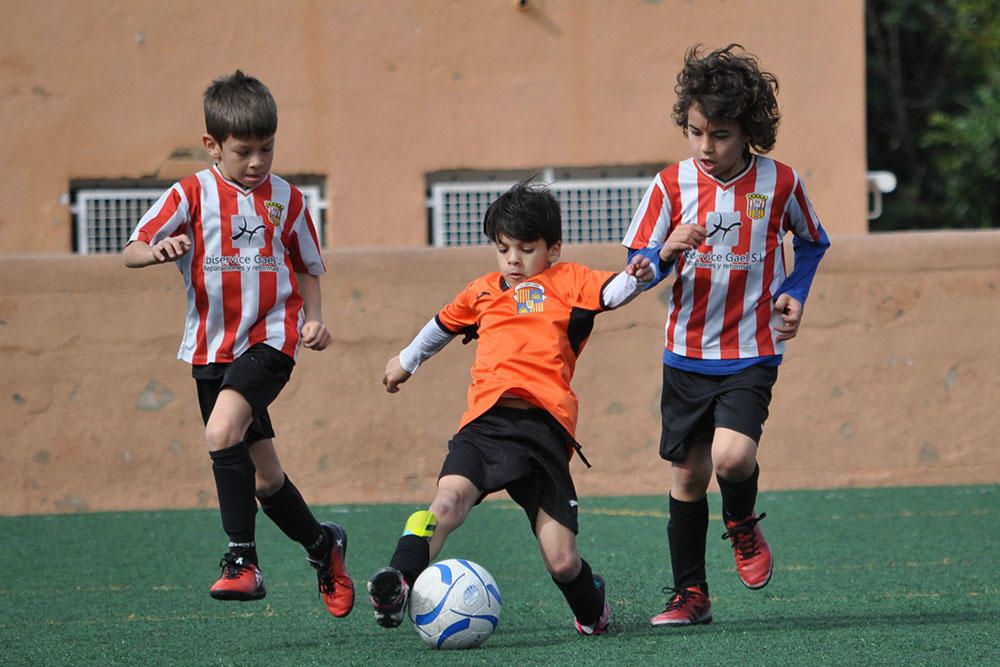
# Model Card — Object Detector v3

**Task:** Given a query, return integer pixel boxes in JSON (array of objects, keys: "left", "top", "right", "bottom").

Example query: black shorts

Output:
[
  {"left": 192, "top": 343, "right": 294, "bottom": 445},
  {"left": 439, "top": 406, "right": 581, "bottom": 534},
  {"left": 659, "top": 363, "right": 778, "bottom": 462}
]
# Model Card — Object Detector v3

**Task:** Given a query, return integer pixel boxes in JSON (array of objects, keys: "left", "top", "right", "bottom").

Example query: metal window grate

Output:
[
  {"left": 73, "top": 185, "right": 326, "bottom": 254},
  {"left": 429, "top": 178, "right": 650, "bottom": 247}
]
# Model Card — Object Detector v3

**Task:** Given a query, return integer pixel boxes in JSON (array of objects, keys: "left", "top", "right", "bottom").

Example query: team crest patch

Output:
[
  {"left": 746, "top": 193, "right": 768, "bottom": 220},
  {"left": 264, "top": 200, "right": 285, "bottom": 226},
  {"left": 513, "top": 282, "right": 545, "bottom": 314}
]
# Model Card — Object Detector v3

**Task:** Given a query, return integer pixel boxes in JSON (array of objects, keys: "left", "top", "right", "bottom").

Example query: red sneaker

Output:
[
  {"left": 574, "top": 575, "right": 611, "bottom": 635},
  {"left": 650, "top": 586, "right": 712, "bottom": 627},
  {"left": 721, "top": 512, "right": 773, "bottom": 589},
  {"left": 309, "top": 522, "right": 355, "bottom": 617},
  {"left": 209, "top": 553, "right": 266, "bottom": 601}
]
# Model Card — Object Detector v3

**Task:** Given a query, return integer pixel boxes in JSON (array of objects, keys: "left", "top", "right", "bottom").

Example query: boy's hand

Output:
[
  {"left": 151, "top": 235, "right": 192, "bottom": 263},
  {"left": 774, "top": 294, "right": 803, "bottom": 342},
  {"left": 301, "top": 320, "right": 331, "bottom": 351},
  {"left": 383, "top": 355, "right": 412, "bottom": 393},
  {"left": 626, "top": 255, "right": 654, "bottom": 286},
  {"left": 659, "top": 224, "right": 706, "bottom": 263}
]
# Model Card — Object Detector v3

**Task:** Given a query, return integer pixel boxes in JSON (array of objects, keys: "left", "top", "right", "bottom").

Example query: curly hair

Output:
[{"left": 672, "top": 44, "right": 780, "bottom": 153}]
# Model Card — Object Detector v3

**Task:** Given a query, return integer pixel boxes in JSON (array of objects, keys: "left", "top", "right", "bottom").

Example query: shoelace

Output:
[
  {"left": 720, "top": 513, "right": 767, "bottom": 558},
  {"left": 661, "top": 586, "right": 694, "bottom": 611},
  {"left": 317, "top": 569, "right": 336, "bottom": 594},
  {"left": 219, "top": 556, "right": 248, "bottom": 579},
  {"left": 310, "top": 553, "right": 337, "bottom": 594}
]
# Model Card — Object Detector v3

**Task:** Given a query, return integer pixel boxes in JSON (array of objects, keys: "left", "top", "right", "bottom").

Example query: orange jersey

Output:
[{"left": 436, "top": 261, "right": 617, "bottom": 440}]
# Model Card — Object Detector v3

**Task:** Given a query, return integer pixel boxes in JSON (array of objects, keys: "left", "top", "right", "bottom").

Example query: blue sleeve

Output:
[
  {"left": 774, "top": 226, "right": 830, "bottom": 305},
  {"left": 627, "top": 246, "right": 674, "bottom": 291}
]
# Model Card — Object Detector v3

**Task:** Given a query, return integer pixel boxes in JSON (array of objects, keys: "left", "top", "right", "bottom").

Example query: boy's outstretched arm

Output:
[
  {"left": 123, "top": 235, "right": 192, "bottom": 268},
  {"left": 383, "top": 356, "right": 411, "bottom": 393},
  {"left": 383, "top": 318, "right": 456, "bottom": 393},
  {"left": 601, "top": 255, "right": 654, "bottom": 310},
  {"left": 297, "top": 273, "right": 331, "bottom": 351},
  {"left": 627, "top": 254, "right": 655, "bottom": 284}
]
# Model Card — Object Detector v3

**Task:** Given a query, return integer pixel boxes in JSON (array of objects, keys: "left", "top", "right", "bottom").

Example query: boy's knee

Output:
[
  {"left": 714, "top": 452, "right": 756, "bottom": 481},
  {"left": 204, "top": 421, "right": 242, "bottom": 451},
  {"left": 430, "top": 492, "right": 467, "bottom": 528},
  {"left": 546, "top": 552, "right": 582, "bottom": 582},
  {"left": 254, "top": 471, "right": 285, "bottom": 498}
]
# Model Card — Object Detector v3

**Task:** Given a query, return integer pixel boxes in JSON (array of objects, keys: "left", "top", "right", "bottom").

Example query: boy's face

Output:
[
  {"left": 494, "top": 233, "right": 561, "bottom": 287},
  {"left": 202, "top": 133, "right": 275, "bottom": 190},
  {"left": 685, "top": 104, "right": 749, "bottom": 182}
]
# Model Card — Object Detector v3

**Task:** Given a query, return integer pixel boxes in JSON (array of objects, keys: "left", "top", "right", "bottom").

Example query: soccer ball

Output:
[{"left": 408, "top": 558, "right": 502, "bottom": 649}]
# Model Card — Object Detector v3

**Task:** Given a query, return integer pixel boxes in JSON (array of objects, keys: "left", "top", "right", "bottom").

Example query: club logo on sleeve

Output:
[
  {"left": 264, "top": 200, "right": 285, "bottom": 227},
  {"left": 513, "top": 282, "right": 545, "bottom": 314},
  {"left": 746, "top": 192, "right": 768, "bottom": 220}
]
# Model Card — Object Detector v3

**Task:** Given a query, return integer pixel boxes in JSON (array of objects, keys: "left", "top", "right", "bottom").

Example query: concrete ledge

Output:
[{"left": 2, "top": 230, "right": 998, "bottom": 515}]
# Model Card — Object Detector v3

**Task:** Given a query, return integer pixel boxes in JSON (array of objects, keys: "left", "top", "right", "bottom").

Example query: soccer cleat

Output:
[
  {"left": 721, "top": 512, "right": 773, "bottom": 589},
  {"left": 367, "top": 566, "right": 410, "bottom": 628},
  {"left": 209, "top": 552, "right": 266, "bottom": 601},
  {"left": 574, "top": 575, "right": 612, "bottom": 635},
  {"left": 650, "top": 586, "right": 712, "bottom": 626},
  {"left": 308, "top": 522, "right": 355, "bottom": 618}
]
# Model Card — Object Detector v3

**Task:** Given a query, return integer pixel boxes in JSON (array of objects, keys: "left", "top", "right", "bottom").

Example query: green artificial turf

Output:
[{"left": 1, "top": 485, "right": 996, "bottom": 665}]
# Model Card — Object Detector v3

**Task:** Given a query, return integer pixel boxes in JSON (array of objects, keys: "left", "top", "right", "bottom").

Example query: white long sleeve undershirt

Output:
[
  {"left": 398, "top": 318, "right": 455, "bottom": 373},
  {"left": 600, "top": 270, "right": 641, "bottom": 309}
]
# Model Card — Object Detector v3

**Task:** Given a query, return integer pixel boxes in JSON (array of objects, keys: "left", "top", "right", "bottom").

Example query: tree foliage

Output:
[{"left": 866, "top": 0, "right": 1000, "bottom": 230}]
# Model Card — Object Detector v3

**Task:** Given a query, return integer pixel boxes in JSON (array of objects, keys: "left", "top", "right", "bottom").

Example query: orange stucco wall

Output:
[
  {"left": 1, "top": 0, "right": 866, "bottom": 254},
  {"left": 3, "top": 231, "right": 997, "bottom": 516}
]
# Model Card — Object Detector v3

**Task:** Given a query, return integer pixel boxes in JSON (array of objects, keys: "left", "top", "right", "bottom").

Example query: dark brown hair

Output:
[
  {"left": 203, "top": 70, "right": 278, "bottom": 142},
  {"left": 673, "top": 44, "right": 780, "bottom": 153}
]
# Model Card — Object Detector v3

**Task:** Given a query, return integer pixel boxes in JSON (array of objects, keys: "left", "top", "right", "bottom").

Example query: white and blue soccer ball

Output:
[{"left": 408, "top": 558, "right": 502, "bottom": 649}]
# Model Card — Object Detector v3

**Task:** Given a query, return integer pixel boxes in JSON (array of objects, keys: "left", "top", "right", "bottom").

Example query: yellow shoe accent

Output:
[{"left": 402, "top": 510, "right": 437, "bottom": 538}]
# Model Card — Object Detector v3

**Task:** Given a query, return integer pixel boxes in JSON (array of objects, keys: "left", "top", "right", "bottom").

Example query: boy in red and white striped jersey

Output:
[
  {"left": 123, "top": 71, "right": 353, "bottom": 618},
  {"left": 623, "top": 45, "right": 830, "bottom": 626}
]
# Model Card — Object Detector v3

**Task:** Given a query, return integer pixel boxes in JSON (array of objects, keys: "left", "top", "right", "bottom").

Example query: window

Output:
[{"left": 426, "top": 166, "right": 659, "bottom": 247}]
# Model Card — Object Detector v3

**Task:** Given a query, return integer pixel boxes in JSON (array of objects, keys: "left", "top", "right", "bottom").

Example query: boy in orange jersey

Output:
[{"left": 367, "top": 180, "right": 654, "bottom": 636}]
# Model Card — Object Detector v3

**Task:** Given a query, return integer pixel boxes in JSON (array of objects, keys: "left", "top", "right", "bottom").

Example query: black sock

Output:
[
  {"left": 668, "top": 495, "right": 709, "bottom": 594},
  {"left": 388, "top": 535, "right": 431, "bottom": 587},
  {"left": 717, "top": 464, "right": 760, "bottom": 522},
  {"left": 210, "top": 442, "right": 258, "bottom": 564},
  {"left": 553, "top": 559, "right": 603, "bottom": 626},
  {"left": 258, "top": 474, "right": 325, "bottom": 559}
]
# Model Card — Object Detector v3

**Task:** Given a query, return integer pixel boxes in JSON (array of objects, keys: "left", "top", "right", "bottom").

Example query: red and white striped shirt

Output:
[
  {"left": 623, "top": 155, "right": 825, "bottom": 360},
  {"left": 128, "top": 166, "right": 326, "bottom": 365}
]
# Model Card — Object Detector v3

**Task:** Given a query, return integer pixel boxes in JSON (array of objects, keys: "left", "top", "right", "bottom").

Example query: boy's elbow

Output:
[{"left": 122, "top": 244, "right": 148, "bottom": 268}]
